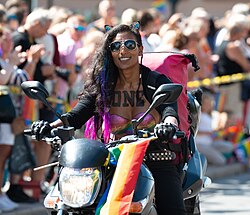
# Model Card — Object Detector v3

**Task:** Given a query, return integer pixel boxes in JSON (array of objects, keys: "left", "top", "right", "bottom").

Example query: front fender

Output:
[{"left": 59, "top": 138, "right": 109, "bottom": 169}]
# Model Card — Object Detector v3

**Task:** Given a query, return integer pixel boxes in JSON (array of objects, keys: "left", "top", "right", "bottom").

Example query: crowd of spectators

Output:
[{"left": 0, "top": 0, "right": 250, "bottom": 212}]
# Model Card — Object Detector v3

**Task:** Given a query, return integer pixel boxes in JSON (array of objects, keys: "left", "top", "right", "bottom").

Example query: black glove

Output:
[
  {"left": 31, "top": 120, "right": 53, "bottom": 141},
  {"left": 154, "top": 123, "right": 177, "bottom": 140}
]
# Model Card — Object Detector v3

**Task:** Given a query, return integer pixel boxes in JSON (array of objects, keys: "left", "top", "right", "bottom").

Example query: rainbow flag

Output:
[
  {"left": 214, "top": 91, "right": 226, "bottom": 112},
  {"left": 99, "top": 138, "right": 153, "bottom": 215},
  {"left": 213, "top": 124, "right": 245, "bottom": 144},
  {"left": 152, "top": 0, "right": 167, "bottom": 14},
  {"left": 235, "top": 137, "right": 250, "bottom": 163},
  {"left": 243, "top": 138, "right": 250, "bottom": 155},
  {"left": 22, "top": 97, "right": 38, "bottom": 126},
  {"left": 225, "top": 122, "right": 245, "bottom": 143}
]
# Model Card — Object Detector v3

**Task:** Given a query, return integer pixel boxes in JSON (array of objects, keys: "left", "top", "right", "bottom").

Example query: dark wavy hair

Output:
[{"left": 82, "top": 23, "right": 142, "bottom": 142}]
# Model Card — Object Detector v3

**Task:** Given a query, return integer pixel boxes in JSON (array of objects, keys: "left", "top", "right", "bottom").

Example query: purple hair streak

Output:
[{"left": 84, "top": 57, "right": 111, "bottom": 143}]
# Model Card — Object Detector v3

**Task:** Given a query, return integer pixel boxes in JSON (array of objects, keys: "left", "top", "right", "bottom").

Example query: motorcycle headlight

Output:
[{"left": 59, "top": 167, "right": 102, "bottom": 208}]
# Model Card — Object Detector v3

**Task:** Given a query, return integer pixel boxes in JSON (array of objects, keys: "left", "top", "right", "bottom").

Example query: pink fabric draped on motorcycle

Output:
[{"left": 143, "top": 52, "right": 191, "bottom": 135}]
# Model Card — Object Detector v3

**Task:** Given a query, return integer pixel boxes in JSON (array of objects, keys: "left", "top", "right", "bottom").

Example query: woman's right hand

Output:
[
  {"left": 31, "top": 120, "right": 53, "bottom": 141},
  {"left": 154, "top": 122, "right": 177, "bottom": 140}
]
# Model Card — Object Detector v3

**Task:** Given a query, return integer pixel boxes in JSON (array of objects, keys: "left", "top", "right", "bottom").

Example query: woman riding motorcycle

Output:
[{"left": 31, "top": 22, "right": 187, "bottom": 215}]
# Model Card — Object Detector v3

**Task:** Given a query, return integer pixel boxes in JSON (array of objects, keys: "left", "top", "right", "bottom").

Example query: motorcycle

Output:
[{"left": 21, "top": 80, "right": 211, "bottom": 215}]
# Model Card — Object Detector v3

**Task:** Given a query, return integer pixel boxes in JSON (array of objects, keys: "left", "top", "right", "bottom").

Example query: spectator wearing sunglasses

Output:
[
  {"left": 56, "top": 14, "right": 87, "bottom": 104},
  {"left": 30, "top": 22, "right": 185, "bottom": 215}
]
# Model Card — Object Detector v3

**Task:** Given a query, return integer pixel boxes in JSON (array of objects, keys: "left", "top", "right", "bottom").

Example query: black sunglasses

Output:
[{"left": 110, "top": 39, "right": 139, "bottom": 52}]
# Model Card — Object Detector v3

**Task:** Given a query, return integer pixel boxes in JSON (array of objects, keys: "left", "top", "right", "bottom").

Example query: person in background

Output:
[
  {"left": 76, "top": 30, "right": 104, "bottom": 72},
  {"left": 70, "top": 30, "right": 104, "bottom": 110},
  {"left": 137, "top": 9, "right": 156, "bottom": 52},
  {"left": 206, "top": 16, "right": 218, "bottom": 54},
  {"left": 4, "top": 0, "right": 29, "bottom": 25},
  {"left": 87, "top": 0, "right": 118, "bottom": 33},
  {"left": 56, "top": 14, "right": 87, "bottom": 106},
  {"left": 188, "top": 8, "right": 215, "bottom": 80},
  {"left": 35, "top": 32, "right": 60, "bottom": 96},
  {"left": 48, "top": 5, "right": 73, "bottom": 36},
  {"left": 30, "top": 22, "right": 186, "bottom": 215},
  {"left": 216, "top": 13, "right": 250, "bottom": 124},
  {"left": 0, "top": 25, "right": 35, "bottom": 211},
  {"left": 183, "top": 17, "right": 213, "bottom": 81},
  {"left": 120, "top": 8, "right": 137, "bottom": 25},
  {"left": 0, "top": 26, "right": 19, "bottom": 213},
  {"left": 5, "top": 6, "right": 26, "bottom": 32},
  {"left": 6, "top": 9, "right": 20, "bottom": 32},
  {"left": 214, "top": 3, "right": 250, "bottom": 51},
  {"left": 9, "top": 8, "right": 54, "bottom": 202},
  {"left": 196, "top": 90, "right": 234, "bottom": 165},
  {"left": 155, "top": 28, "right": 188, "bottom": 52},
  {"left": 158, "top": 12, "right": 185, "bottom": 38},
  {"left": 146, "top": 8, "right": 163, "bottom": 51}
]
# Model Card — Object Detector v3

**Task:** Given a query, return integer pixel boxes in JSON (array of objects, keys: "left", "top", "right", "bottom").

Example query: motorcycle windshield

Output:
[{"left": 59, "top": 138, "right": 109, "bottom": 168}]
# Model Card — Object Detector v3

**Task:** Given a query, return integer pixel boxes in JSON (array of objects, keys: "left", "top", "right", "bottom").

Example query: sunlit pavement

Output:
[{"left": 200, "top": 172, "right": 250, "bottom": 215}]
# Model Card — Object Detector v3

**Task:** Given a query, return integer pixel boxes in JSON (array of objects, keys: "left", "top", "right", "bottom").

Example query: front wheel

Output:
[{"left": 184, "top": 195, "right": 201, "bottom": 215}]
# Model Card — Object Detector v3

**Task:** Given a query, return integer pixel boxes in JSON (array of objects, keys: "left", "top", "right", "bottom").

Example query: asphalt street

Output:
[{"left": 200, "top": 172, "right": 250, "bottom": 215}]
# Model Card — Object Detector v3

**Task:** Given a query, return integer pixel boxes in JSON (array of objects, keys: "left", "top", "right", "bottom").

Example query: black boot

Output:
[{"left": 6, "top": 184, "right": 37, "bottom": 203}]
